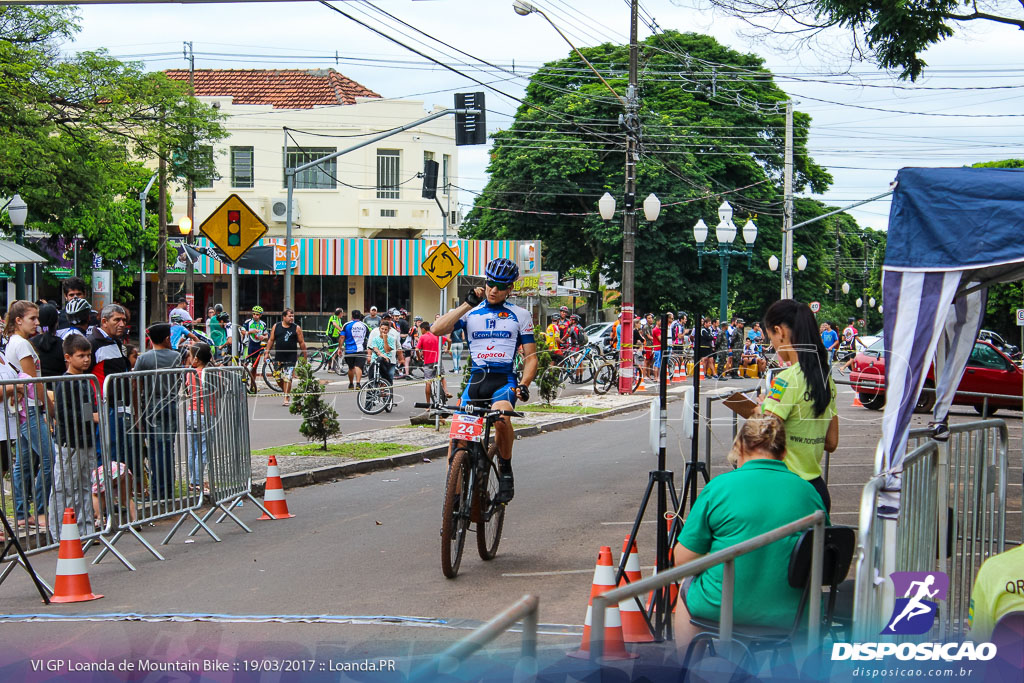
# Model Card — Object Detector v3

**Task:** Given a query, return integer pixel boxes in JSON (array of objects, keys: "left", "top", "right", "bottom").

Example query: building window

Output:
[
  {"left": 196, "top": 145, "right": 216, "bottom": 189},
  {"left": 380, "top": 209, "right": 397, "bottom": 217},
  {"left": 424, "top": 151, "right": 434, "bottom": 163},
  {"left": 377, "top": 149, "right": 400, "bottom": 199},
  {"left": 442, "top": 154, "right": 451, "bottom": 195},
  {"left": 284, "top": 147, "right": 337, "bottom": 189},
  {"left": 231, "top": 146, "right": 254, "bottom": 189}
]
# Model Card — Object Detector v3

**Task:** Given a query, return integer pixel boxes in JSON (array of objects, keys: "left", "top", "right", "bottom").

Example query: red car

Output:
[{"left": 849, "top": 338, "right": 1023, "bottom": 415}]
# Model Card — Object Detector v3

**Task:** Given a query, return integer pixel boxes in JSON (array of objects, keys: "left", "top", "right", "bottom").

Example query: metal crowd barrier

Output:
[
  {"left": 92, "top": 368, "right": 215, "bottom": 560},
  {"left": 591, "top": 511, "right": 827, "bottom": 659},
  {"left": 0, "top": 374, "right": 133, "bottom": 592},
  {"left": 189, "top": 366, "right": 271, "bottom": 536},
  {"left": 853, "top": 420, "right": 1009, "bottom": 641},
  {"left": 411, "top": 594, "right": 539, "bottom": 681}
]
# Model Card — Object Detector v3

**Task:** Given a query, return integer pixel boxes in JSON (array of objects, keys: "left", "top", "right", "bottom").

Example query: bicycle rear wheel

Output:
[
  {"left": 593, "top": 363, "right": 615, "bottom": 395},
  {"left": 357, "top": 378, "right": 389, "bottom": 415},
  {"left": 262, "top": 360, "right": 284, "bottom": 393},
  {"left": 442, "top": 449, "right": 473, "bottom": 578},
  {"left": 475, "top": 444, "right": 505, "bottom": 561}
]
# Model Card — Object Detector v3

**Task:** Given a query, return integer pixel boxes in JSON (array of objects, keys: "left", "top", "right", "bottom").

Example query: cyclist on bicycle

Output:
[
  {"left": 326, "top": 307, "right": 345, "bottom": 363},
  {"left": 366, "top": 318, "right": 403, "bottom": 384},
  {"left": 240, "top": 306, "right": 269, "bottom": 390},
  {"left": 169, "top": 309, "right": 200, "bottom": 352},
  {"left": 431, "top": 257, "right": 537, "bottom": 504}
]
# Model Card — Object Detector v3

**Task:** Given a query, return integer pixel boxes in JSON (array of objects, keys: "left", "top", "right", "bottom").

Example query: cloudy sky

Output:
[{"left": 67, "top": 0, "right": 1024, "bottom": 233}]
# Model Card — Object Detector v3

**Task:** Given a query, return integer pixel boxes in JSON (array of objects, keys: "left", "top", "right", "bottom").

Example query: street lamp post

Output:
[
  {"left": 694, "top": 202, "right": 756, "bottom": 321},
  {"left": 8, "top": 194, "right": 28, "bottom": 300},
  {"left": 600, "top": 192, "right": 660, "bottom": 393},
  {"left": 179, "top": 216, "right": 193, "bottom": 316},
  {"left": 769, "top": 251, "right": 807, "bottom": 299}
]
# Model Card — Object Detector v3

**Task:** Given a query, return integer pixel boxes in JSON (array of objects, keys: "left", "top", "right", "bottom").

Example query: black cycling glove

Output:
[
  {"left": 516, "top": 384, "right": 530, "bottom": 402},
  {"left": 463, "top": 289, "right": 482, "bottom": 307}
]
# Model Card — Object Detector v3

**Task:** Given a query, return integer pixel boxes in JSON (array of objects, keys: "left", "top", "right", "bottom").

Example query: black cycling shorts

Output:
[
  {"left": 461, "top": 371, "right": 518, "bottom": 408},
  {"left": 345, "top": 354, "right": 366, "bottom": 371}
]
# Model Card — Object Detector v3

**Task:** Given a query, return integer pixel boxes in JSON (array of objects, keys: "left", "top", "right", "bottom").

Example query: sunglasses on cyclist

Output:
[{"left": 485, "top": 280, "right": 513, "bottom": 291}]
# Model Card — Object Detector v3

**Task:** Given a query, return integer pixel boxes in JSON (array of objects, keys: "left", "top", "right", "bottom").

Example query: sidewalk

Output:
[{"left": 248, "top": 385, "right": 693, "bottom": 493}]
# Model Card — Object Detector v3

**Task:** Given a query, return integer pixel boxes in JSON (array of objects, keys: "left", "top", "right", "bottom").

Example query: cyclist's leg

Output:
[{"left": 489, "top": 376, "right": 519, "bottom": 462}]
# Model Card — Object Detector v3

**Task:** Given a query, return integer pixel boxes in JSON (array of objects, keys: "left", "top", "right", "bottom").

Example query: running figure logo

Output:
[{"left": 882, "top": 571, "right": 949, "bottom": 635}]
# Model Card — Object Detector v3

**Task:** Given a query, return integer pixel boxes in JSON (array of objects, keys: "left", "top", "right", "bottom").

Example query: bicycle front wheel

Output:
[
  {"left": 593, "top": 363, "right": 615, "bottom": 395},
  {"left": 475, "top": 444, "right": 506, "bottom": 561},
  {"left": 357, "top": 378, "right": 389, "bottom": 415},
  {"left": 262, "top": 361, "right": 284, "bottom": 393},
  {"left": 442, "top": 449, "right": 473, "bottom": 579}
]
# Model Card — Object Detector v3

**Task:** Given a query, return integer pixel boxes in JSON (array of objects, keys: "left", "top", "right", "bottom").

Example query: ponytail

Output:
[{"left": 763, "top": 299, "right": 831, "bottom": 417}]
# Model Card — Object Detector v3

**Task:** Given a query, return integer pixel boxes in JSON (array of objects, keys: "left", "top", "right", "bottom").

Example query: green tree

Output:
[
  {"left": 679, "top": 0, "right": 1023, "bottom": 81},
  {"left": 290, "top": 358, "right": 341, "bottom": 449},
  {"left": 0, "top": 6, "right": 225, "bottom": 299},
  {"left": 465, "top": 31, "right": 882, "bottom": 321}
]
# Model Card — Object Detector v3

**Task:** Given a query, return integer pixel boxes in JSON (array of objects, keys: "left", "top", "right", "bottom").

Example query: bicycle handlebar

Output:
[{"left": 413, "top": 402, "right": 523, "bottom": 418}]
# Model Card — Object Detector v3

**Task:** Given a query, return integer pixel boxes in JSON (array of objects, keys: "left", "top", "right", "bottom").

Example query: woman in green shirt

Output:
[{"left": 759, "top": 299, "right": 839, "bottom": 511}]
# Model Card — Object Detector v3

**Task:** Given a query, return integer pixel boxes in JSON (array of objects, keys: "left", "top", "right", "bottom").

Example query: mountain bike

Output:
[
  {"left": 357, "top": 357, "right": 395, "bottom": 415},
  {"left": 593, "top": 350, "right": 644, "bottom": 394},
  {"left": 310, "top": 334, "right": 347, "bottom": 376},
  {"left": 416, "top": 401, "right": 523, "bottom": 579}
]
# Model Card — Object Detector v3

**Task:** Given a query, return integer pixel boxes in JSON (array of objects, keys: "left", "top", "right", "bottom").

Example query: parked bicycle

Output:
[
  {"left": 592, "top": 349, "right": 644, "bottom": 395},
  {"left": 357, "top": 357, "right": 395, "bottom": 415},
  {"left": 416, "top": 401, "right": 523, "bottom": 579},
  {"left": 309, "top": 333, "right": 347, "bottom": 376}
]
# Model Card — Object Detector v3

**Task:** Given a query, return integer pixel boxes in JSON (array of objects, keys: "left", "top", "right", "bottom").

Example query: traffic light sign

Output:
[
  {"left": 422, "top": 160, "right": 439, "bottom": 199},
  {"left": 455, "top": 92, "right": 486, "bottom": 146},
  {"left": 227, "top": 210, "right": 241, "bottom": 247}
]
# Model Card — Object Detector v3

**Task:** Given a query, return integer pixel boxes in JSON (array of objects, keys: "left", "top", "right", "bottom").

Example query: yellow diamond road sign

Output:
[
  {"left": 422, "top": 242, "right": 463, "bottom": 290},
  {"left": 199, "top": 194, "right": 269, "bottom": 262}
]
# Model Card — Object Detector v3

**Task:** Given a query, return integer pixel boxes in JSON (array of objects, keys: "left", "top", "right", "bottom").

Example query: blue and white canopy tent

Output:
[{"left": 880, "top": 166, "right": 1024, "bottom": 510}]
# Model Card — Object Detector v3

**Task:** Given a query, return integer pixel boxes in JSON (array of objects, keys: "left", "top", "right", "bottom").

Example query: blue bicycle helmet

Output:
[{"left": 484, "top": 257, "right": 519, "bottom": 284}]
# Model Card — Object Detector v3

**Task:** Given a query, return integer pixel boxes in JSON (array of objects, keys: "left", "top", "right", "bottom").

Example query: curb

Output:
[{"left": 251, "top": 398, "right": 660, "bottom": 496}]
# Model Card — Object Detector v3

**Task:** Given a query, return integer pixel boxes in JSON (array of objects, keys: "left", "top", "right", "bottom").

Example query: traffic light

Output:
[
  {"left": 455, "top": 92, "right": 486, "bottom": 146},
  {"left": 227, "top": 209, "right": 241, "bottom": 247},
  {"left": 422, "top": 160, "right": 439, "bottom": 199}
]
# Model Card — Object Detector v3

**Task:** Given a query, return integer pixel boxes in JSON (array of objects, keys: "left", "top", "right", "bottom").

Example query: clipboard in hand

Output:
[{"left": 723, "top": 391, "right": 759, "bottom": 419}]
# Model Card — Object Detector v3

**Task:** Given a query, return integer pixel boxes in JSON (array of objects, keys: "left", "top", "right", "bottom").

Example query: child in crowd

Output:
[
  {"left": 91, "top": 461, "right": 138, "bottom": 528},
  {"left": 48, "top": 335, "right": 99, "bottom": 541},
  {"left": 186, "top": 343, "right": 212, "bottom": 495},
  {"left": 124, "top": 344, "right": 139, "bottom": 369}
]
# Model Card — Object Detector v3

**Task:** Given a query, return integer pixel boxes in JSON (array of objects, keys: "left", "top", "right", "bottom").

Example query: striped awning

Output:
[
  {"left": 0, "top": 240, "right": 48, "bottom": 265},
  {"left": 189, "top": 237, "right": 529, "bottom": 277}
]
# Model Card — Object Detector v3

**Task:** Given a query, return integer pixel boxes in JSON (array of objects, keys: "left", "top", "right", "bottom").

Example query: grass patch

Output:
[
  {"left": 518, "top": 404, "right": 604, "bottom": 415},
  {"left": 252, "top": 442, "right": 411, "bottom": 460}
]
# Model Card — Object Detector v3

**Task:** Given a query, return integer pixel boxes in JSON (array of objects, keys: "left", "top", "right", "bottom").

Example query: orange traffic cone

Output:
[
  {"left": 570, "top": 546, "right": 637, "bottom": 660},
  {"left": 680, "top": 362, "right": 688, "bottom": 380},
  {"left": 636, "top": 370, "right": 647, "bottom": 392},
  {"left": 259, "top": 456, "right": 295, "bottom": 520},
  {"left": 51, "top": 508, "right": 102, "bottom": 603},
  {"left": 699, "top": 363, "right": 706, "bottom": 381},
  {"left": 619, "top": 537, "right": 654, "bottom": 643},
  {"left": 852, "top": 394, "right": 864, "bottom": 408}
]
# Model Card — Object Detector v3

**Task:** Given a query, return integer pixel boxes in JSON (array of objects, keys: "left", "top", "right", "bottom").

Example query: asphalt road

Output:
[
  {"left": 247, "top": 364, "right": 605, "bottom": 449},
  {"left": 0, "top": 373, "right": 1019, "bottom": 681}
]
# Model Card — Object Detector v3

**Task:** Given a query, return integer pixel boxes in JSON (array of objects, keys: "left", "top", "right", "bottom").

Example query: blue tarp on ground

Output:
[{"left": 885, "top": 167, "right": 1024, "bottom": 271}]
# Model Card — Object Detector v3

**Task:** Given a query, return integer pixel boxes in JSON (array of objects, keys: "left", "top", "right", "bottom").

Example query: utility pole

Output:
[
  {"left": 782, "top": 100, "right": 794, "bottom": 300},
  {"left": 184, "top": 40, "right": 196, "bottom": 314},
  {"left": 834, "top": 221, "right": 841, "bottom": 302},
  {"left": 157, "top": 156, "right": 168, "bottom": 321},
  {"left": 618, "top": 0, "right": 639, "bottom": 394}
]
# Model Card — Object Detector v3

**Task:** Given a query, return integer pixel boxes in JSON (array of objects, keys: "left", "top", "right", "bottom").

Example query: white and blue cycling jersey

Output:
[{"left": 454, "top": 300, "right": 535, "bottom": 376}]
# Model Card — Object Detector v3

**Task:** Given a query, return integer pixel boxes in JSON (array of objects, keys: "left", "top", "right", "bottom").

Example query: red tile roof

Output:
[{"left": 164, "top": 68, "right": 380, "bottom": 108}]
